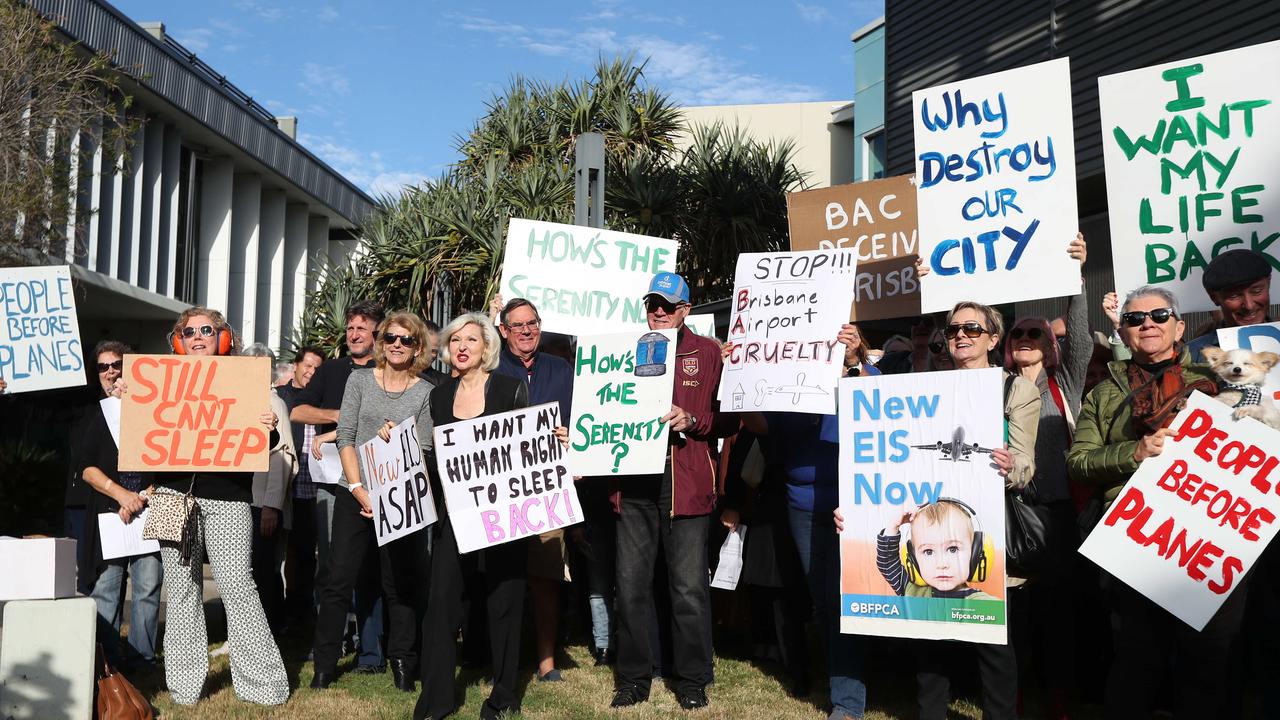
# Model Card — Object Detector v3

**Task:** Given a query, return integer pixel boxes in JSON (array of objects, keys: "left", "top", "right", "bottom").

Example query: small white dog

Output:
[{"left": 1201, "top": 347, "right": 1280, "bottom": 430}]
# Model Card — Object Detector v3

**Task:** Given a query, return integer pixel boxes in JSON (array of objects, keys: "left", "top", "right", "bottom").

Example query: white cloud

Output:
[
  {"left": 796, "top": 3, "right": 831, "bottom": 23},
  {"left": 451, "top": 14, "right": 824, "bottom": 106},
  {"left": 234, "top": 0, "right": 284, "bottom": 21},
  {"left": 172, "top": 19, "right": 243, "bottom": 55},
  {"left": 300, "top": 133, "right": 433, "bottom": 197},
  {"left": 317, "top": 6, "right": 340, "bottom": 22},
  {"left": 299, "top": 62, "right": 350, "bottom": 97}
]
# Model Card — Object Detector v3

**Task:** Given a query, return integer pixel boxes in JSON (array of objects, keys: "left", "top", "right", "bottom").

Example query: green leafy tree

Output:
[{"left": 296, "top": 55, "right": 806, "bottom": 353}]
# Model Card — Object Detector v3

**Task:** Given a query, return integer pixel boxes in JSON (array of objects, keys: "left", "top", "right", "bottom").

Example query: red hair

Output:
[{"left": 1003, "top": 316, "right": 1060, "bottom": 372}]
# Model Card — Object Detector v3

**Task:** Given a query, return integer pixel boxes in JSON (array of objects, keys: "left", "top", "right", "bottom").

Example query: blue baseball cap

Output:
[{"left": 645, "top": 272, "right": 690, "bottom": 305}]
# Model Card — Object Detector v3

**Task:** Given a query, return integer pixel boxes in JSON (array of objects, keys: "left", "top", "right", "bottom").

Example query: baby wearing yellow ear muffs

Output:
[{"left": 876, "top": 498, "right": 998, "bottom": 600}]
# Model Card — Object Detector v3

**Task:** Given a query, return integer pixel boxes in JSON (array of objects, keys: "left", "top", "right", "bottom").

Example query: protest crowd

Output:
[{"left": 4, "top": 39, "right": 1280, "bottom": 720}]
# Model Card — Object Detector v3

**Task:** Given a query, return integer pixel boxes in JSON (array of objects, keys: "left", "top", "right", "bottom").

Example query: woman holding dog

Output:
[{"left": 1066, "top": 285, "right": 1233, "bottom": 719}]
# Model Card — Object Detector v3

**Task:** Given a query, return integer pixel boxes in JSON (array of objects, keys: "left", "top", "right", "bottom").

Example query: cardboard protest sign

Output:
[
  {"left": 499, "top": 218, "right": 680, "bottom": 336},
  {"left": 787, "top": 175, "right": 921, "bottom": 321},
  {"left": 359, "top": 417, "right": 436, "bottom": 546},
  {"left": 0, "top": 265, "right": 85, "bottom": 393},
  {"left": 433, "top": 402, "right": 579, "bottom": 553},
  {"left": 570, "top": 330, "right": 676, "bottom": 476},
  {"left": 1101, "top": 40, "right": 1280, "bottom": 312},
  {"left": 913, "top": 58, "right": 1080, "bottom": 313},
  {"left": 119, "top": 355, "right": 271, "bottom": 472},
  {"left": 1218, "top": 322, "right": 1280, "bottom": 403},
  {"left": 719, "top": 249, "right": 857, "bottom": 415},
  {"left": 838, "top": 368, "right": 1007, "bottom": 644},
  {"left": 1079, "top": 392, "right": 1280, "bottom": 630}
]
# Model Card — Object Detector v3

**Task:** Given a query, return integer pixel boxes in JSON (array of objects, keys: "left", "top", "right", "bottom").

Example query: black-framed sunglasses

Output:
[
  {"left": 381, "top": 332, "right": 418, "bottom": 347},
  {"left": 645, "top": 297, "right": 682, "bottom": 313},
  {"left": 97, "top": 360, "right": 123, "bottom": 372},
  {"left": 1120, "top": 308, "right": 1178, "bottom": 327},
  {"left": 944, "top": 322, "right": 989, "bottom": 339},
  {"left": 1009, "top": 327, "right": 1044, "bottom": 341},
  {"left": 928, "top": 341, "right": 946, "bottom": 355},
  {"left": 180, "top": 324, "right": 216, "bottom": 339}
]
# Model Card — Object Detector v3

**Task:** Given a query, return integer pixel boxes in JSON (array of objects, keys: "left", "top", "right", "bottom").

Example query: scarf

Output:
[
  {"left": 1125, "top": 359, "right": 1218, "bottom": 435},
  {"left": 1223, "top": 381, "right": 1263, "bottom": 407}
]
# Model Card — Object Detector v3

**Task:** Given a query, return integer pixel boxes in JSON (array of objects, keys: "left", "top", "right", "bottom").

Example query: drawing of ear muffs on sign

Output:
[{"left": 635, "top": 332, "right": 669, "bottom": 377}]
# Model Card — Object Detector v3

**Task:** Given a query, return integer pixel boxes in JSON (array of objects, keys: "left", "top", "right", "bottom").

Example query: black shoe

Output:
[
  {"left": 310, "top": 671, "right": 334, "bottom": 689},
  {"left": 591, "top": 646, "right": 614, "bottom": 666},
  {"left": 390, "top": 658, "right": 415, "bottom": 692},
  {"left": 677, "top": 687, "right": 708, "bottom": 710},
  {"left": 353, "top": 663, "right": 383, "bottom": 674},
  {"left": 610, "top": 685, "right": 649, "bottom": 708}
]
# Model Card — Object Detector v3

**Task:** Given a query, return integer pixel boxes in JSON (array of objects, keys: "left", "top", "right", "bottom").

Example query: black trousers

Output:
[
  {"left": 614, "top": 494, "right": 712, "bottom": 694},
  {"left": 916, "top": 635, "right": 1017, "bottom": 720},
  {"left": 1104, "top": 574, "right": 1247, "bottom": 719},
  {"left": 285, "top": 497, "right": 318, "bottom": 622},
  {"left": 415, "top": 518, "right": 528, "bottom": 720},
  {"left": 313, "top": 489, "right": 427, "bottom": 675},
  {"left": 251, "top": 506, "right": 284, "bottom": 632}
]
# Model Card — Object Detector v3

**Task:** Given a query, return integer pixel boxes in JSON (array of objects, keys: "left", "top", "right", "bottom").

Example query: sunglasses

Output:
[
  {"left": 1120, "top": 308, "right": 1177, "bottom": 327},
  {"left": 180, "top": 324, "right": 216, "bottom": 339},
  {"left": 928, "top": 341, "right": 946, "bottom": 355},
  {"left": 382, "top": 332, "right": 418, "bottom": 347},
  {"left": 97, "top": 360, "right": 123, "bottom": 372},
  {"left": 645, "top": 297, "right": 682, "bottom": 313},
  {"left": 1009, "top": 327, "right": 1044, "bottom": 341},
  {"left": 944, "top": 322, "right": 989, "bottom": 339}
]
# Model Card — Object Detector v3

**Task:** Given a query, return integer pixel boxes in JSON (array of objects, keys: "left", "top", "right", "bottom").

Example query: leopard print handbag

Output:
[{"left": 142, "top": 487, "right": 199, "bottom": 547}]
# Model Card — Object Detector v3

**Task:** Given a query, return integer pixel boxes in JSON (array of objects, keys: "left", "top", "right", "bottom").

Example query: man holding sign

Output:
[
  {"left": 610, "top": 272, "right": 733, "bottom": 712},
  {"left": 1068, "top": 285, "right": 1233, "bottom": 718}
]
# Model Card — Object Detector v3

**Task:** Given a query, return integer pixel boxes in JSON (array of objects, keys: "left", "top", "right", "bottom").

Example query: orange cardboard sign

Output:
[
  {"left": 118, "top": 354, "right": 271, "bottom": 472},
  {"left": 786, "top": 174, "right": 921, "bottom": 321}
]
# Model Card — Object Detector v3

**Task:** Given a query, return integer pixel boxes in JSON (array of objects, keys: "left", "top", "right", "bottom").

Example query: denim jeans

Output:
[
  {"left": 90, "top": 551, "right": 162, "bottom": 664},
  {"left": 788, "top": 505, "right": 867, "bottom": 719}
]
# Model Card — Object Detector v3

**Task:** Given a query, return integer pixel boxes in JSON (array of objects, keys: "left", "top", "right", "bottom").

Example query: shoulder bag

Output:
[
  {"left": 95, "top": 644, "right": 153, "bottom": 720},
  {"left": 1003, "top": 373, "right": 1051, "bottom": 578}
]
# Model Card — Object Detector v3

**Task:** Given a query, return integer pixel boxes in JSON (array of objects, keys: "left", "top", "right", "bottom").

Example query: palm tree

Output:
[{"left": 294, "top": 55, "right": 806, "bottom": 352}]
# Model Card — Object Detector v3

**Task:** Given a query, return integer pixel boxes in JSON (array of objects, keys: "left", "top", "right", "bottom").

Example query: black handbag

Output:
[{"left": 1005, "top": 485, "right": 1052, "bottom": 578}]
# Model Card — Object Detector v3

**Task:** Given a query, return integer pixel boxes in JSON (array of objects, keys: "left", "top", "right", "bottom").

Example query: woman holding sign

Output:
[
  {"left": 1067, "top": 286, "right": 1231, "bottom": 719},
  {"left": 146, "top": 307, "right": 290, "bottom": 706},
  {"left": 312, "top": 311, "right": 435, "bottom": 692},
  {"left": 414, "top": 312, "right": 568, "bottom": 720}
]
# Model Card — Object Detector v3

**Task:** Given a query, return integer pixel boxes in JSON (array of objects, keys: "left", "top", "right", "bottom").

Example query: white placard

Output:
[
  {"left": 569, "top": 330, "right": 677, "bottom": 476},
  {"left": 433, "top": 402, "right": 580, "bottom": 554},
  {"left": 498, "top": 218, "right": 680, "bottom": 336},
  {"left": 100, "top": 397, "right": 121, "bottom": 448},
  {"left": 913, "top": 58, "right": 1080, "bottom": 312},
  {"left": 97, "top": 510, "right": 160, "bottom": 560},
  {"left": 685, "top": 313, "right": 719, "bottom": 340},
  {"left": 358, "top": 417, "right": 437, "bottom": 546},
  {"left": 312, "top": 442, "right": 344, "bottom": 485},
  {"left": 1101, "top": 40, "right": 1280, "bottom": 313},
  {"left": 720, "top": 249, "right": 857, "bottom": 415},
  {"left": 0, "top": 265, "right": 86, "bottom": 393},
  {"left": 1217, "top": 322, "right": 1280, "bottom": 403},
  {"left": 711, "top": 525, "right": 747, "bottom": 590},
  {"left": 1079, "top": 392, "right": 1280, "bottom": 630},
  {"left": 838, "top": 368, "right": 1008, "bottom": 644}
]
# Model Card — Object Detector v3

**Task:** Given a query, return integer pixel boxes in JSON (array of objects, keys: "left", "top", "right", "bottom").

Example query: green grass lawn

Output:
[{"left": 130, "top": 632, "right": 1027, "bottom": 720}]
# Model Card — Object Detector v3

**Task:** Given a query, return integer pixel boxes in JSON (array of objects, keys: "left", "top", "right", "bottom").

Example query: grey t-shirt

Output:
[{"left": 336, "top": 369, "right": 434, "bottom": 481}]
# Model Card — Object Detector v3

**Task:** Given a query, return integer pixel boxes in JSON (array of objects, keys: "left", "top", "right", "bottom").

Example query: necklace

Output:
[{"left": 381, "top": 368, "right": 412, "bottom": 400}]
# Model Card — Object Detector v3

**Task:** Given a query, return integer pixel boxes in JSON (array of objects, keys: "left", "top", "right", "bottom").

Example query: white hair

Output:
[
  {"left": 1121, "top": 285, "right": 1180, "bottom": 316},
  {"left": 439, "top": 312, "right": 501, "bottom": 371}
]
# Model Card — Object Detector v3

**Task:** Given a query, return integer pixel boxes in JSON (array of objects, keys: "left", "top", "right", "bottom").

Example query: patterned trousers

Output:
[{"left": 157, "top": 491, "right": 290, "bottom": 705}]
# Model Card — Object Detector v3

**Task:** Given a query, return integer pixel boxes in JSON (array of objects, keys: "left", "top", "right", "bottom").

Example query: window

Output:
[{"left": 863, "top": 131, "right": 886, "bottom": 180}]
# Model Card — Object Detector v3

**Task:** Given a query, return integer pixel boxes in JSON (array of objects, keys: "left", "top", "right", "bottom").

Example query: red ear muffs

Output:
[{"left": 170, "top": 328, "right": 233, "bottom": 355}]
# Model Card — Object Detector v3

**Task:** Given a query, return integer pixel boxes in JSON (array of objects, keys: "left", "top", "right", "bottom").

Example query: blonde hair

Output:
[
  {"left": 171, "top": 306, "right": 240, "bottom": 355},
  {"left": 946, "top": 301, "right": 1004, "bottom": 342},
  {"left": 914, "top": 501, "right": 974, "bottom": 539},
  {"left": 373, "top": 311, "right": 432, "bottom": 375},
  {"left": 439, "top": 312, "right": 501, "bottom": 372}
]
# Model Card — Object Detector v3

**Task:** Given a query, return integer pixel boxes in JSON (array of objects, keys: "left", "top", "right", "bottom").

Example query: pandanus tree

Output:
[{"left": 296, "top": 54, "right": 806, "bottom": 354}]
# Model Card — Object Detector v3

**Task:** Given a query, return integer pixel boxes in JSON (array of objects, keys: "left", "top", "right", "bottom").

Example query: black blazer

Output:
[{"left": 427, "top": 372, "right": 529, "bottom": 509}]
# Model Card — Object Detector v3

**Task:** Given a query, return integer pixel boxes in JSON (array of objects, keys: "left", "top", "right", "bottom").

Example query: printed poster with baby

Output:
[{"left": 838, "top": 367, "right": 1007, "bottom": 644}]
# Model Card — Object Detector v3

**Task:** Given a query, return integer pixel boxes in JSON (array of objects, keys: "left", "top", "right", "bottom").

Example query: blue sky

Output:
[{"left": 112, "top": 0, "right": 882, "bottom": 197}]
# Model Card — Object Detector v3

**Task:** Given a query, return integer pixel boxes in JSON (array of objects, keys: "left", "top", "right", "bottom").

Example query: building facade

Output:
[{"left": 26, "top": 0, "right": 375, "bottom": 355}]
